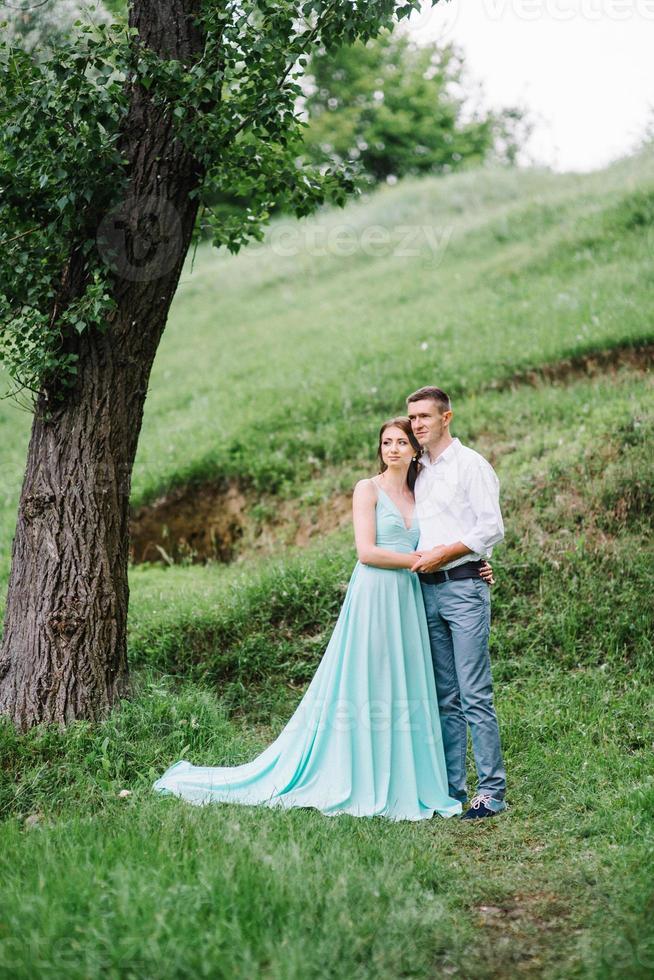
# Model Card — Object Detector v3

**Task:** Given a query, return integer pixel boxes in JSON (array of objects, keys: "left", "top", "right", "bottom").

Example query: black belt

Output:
[{"left": 418, "top": 560, "right": 483, "bottom": 585}]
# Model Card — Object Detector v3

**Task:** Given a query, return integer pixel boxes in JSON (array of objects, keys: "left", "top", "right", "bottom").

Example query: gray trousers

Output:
[{"left": 420, "top": 576, "right": 506, "bottom": 804}]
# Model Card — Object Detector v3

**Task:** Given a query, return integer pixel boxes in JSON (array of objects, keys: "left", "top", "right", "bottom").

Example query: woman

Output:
[{"left": 152, "top": 418, "right": 494, "bottom": 821}]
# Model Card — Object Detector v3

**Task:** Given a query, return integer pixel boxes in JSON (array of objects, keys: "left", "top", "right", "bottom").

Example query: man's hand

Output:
[
  {"left": 411, "top": 545, "right": 454, "bottom": 573},
  {"left": 410, "top": 540, "right": 473, "bottom": 573}
]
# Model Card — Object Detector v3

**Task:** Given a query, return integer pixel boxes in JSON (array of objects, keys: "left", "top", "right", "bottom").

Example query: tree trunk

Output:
[{"left": 0, "top": 0, "right": 209, "bottom": 731}]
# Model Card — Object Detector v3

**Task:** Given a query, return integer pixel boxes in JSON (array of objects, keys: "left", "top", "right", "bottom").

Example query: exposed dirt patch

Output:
[
  {"left": 129, "top": 479, "right": 248, "bottom": 565},
  {"left": 475, "top": 890, "right": 573, "bottom": 977},
  {"left": 476, "top": 890, "right": 569, "bottom": 930},
  {"left": 490, "top": 340, "right": 653, "bottom": 391},
  {"left": 248, "top": 491, "right": 353, "bottom": 552},
  {"left": 129, "top": 480, "right": 352, "bottom": 566},
  {"left": 130, "top": 343, "right": 651, "bottom": 567}
]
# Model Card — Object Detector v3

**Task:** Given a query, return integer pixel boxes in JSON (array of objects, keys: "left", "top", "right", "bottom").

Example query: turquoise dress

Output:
[{"left": 152, "top": 485, "right": 462, "bottom": 821}]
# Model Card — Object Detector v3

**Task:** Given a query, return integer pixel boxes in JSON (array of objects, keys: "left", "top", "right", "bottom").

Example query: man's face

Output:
[{"left": 407, "top": 398, "right": 451, "bottom": 447}]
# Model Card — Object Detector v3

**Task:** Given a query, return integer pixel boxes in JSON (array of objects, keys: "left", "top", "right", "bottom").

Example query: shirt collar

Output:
[{"left": 421, "top": 437, "right": 460, "bottom": 467}]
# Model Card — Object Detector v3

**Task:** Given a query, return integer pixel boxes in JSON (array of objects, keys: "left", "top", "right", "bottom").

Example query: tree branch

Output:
[
  {"left": 0, "top": 226, "right": 41, "bottom": 247},
  {"left": 224, "top": 0, "right": 341, "bottom": 146}
]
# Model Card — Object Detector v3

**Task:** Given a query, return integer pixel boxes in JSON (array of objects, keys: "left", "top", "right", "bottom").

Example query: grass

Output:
[
  {"left": 0, "top": 661, "right": 651, "bottom": 978},
  {"left": 1, "top": 149, "right": 654, "bottom": 584},
  {"left": 116, "top": 370, "right": 652, "bottom": 709},
  {"left": 0, "top": 144, "right": 653, "bottom": 978}
]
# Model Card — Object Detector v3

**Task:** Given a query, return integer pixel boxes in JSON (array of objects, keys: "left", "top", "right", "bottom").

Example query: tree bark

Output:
[{"left": 0, "top": 0, "right": 209, "bottom": 731}]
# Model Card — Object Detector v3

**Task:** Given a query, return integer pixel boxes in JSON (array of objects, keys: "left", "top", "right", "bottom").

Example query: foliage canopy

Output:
[{"left": 0, "top": 0, "right": 436, "bottom": 398}]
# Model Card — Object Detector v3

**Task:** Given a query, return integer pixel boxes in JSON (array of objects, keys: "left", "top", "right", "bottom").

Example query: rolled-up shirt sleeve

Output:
[{"left": 459, "top": 458, "right": 505, "bottom": 556}]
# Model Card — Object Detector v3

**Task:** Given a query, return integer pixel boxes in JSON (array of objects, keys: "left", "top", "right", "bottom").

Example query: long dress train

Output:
[{"left": 152, "top": 484, "right": 462, "bottom": 821}]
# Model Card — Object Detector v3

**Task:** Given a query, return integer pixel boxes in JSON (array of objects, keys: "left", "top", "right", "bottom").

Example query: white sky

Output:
[{"left": 405, "top": 0, "right": 654, "bottom": 172}]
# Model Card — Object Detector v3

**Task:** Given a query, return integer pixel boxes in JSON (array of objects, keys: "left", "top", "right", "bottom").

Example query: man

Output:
[{"left": 407, "top": 385, "right": 507, "bottom": 819}]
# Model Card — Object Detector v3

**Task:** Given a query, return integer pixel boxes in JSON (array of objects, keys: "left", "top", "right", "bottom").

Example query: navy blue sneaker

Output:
[{"left": 461, "top": 793, "right": 507, "bottom": 819}]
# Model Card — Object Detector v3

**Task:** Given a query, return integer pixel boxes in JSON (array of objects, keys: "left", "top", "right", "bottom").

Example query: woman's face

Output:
[{"left": 380, "top": 425, "right": 415, "bottom": 470}]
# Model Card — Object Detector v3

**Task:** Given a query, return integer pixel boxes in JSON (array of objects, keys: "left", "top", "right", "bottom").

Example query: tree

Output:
[
  {"left": 0, "top": 0, "right": 113, "bottom": 58},
  {"left": 298, "top": 29, "right": 530, "bottom": 187},
  {"left": 0, "top": 0, "right": 440, "bottom": 732}
]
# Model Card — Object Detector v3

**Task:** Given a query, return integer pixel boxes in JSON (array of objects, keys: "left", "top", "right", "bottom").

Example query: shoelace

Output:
[{"left": 469, "top": 793, "right": 493, "bottom": 810}]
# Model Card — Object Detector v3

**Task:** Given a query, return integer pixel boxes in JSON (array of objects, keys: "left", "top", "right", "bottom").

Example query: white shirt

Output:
[{"left": 414, "top": 437, "right": 504, "bottom": 570}]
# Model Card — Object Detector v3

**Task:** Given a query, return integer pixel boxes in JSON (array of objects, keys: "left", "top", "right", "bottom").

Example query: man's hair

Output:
[{"left": 406, "top": 386, "right": 452, "bottom": 412}]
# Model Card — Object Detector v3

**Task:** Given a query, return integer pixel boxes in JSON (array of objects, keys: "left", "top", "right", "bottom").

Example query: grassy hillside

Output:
[
  {"left": 1, "top": 150, "right": 654, "bottom": 580},
  {"left": 0, "top": 146, "right": 652, "bottom": 978}
]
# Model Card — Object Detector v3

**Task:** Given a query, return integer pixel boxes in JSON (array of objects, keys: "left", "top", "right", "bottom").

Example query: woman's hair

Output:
[{"left": 377, "top": 416, "right": 423, "bottom": 492}]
